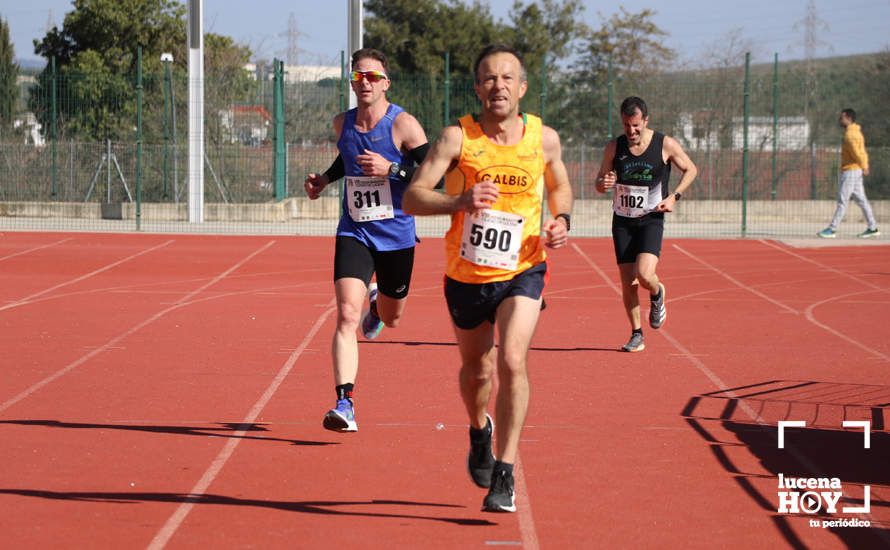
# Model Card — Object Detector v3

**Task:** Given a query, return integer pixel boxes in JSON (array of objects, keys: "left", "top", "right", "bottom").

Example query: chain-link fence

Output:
[{"left": 2, "top": 51, "right": 888, "bottom": 237}]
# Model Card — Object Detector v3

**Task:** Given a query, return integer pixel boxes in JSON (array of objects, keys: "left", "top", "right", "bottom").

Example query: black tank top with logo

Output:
[{"left": 612, "top": 131, "right": 671, "bottom": 219}]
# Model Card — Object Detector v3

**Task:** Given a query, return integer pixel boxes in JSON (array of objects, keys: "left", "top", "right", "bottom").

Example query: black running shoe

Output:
[
  {"left": 482, "top": 468, "right": 516, "bottom": 513},
  {"left": 467, "top": 414, "right": 495, "bottom": 488}
]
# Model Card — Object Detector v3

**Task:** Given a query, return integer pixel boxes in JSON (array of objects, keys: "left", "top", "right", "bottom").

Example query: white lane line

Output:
[
  {"left": 673, "top": 244, "right": 799, "bottom": 315},
  {"left": 514, "top": 454, "right": 539, "bottom": 550},
  {"left": 759, "top": 239, "right": 888, "bottom": 292},
  {"left": 804, "top": 290, "right": 890, "bottom": 362},
  {"left": 0, "top": 239, "right": 175, "bottom": 312},
  {"left": 147, "top": 300, "right": 336, "bottom": 550},
  {"left": 570, "top": 241, "right": 888, "bottom": 542},
  {"left": 675, "top": 242, "right": 888, "bottom": 362},
  {"left": 0, "top": 241, "right": 275, "bottom": 414},
  {"left": 0, "top": 237, "right": 74, "bottom": 263}
]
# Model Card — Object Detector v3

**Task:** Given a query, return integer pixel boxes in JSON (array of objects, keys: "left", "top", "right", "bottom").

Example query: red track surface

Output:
[{"left": 0, "top": 232, "right": 888, "bottom": 548}]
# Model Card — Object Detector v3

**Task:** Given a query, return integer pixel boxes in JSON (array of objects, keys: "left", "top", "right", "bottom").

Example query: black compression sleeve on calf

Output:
[{"left": 323, "top": 154, "right": 345, "bottom": 182}]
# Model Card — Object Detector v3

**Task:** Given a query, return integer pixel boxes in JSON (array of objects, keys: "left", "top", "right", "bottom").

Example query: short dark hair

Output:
[
  {"left": 473, "top": 44, "right": 527, "bottom": 83},
  {"left": 841, "top": 108, "right": 856, "bottom": 121},
  {"left": 352, "top": 48, "right": 389, "bottom": 74},
  {"left": 620, "top": 96, "right": 648, "bottom": 118}
]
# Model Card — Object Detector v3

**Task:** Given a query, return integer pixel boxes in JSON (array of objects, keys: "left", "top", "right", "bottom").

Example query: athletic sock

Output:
[
  {"left": 632, "top": 328, "right": 643, "bottom": 336},
  {"left": 650, "top": 288, "right": 662, "bottom": 301},
  {"left": 336, "top": 383, "right": 354, "bottom": 401},
  {"left": 493, "top": 461, "right": 514, "bottom": 476},
  {"left": 470, "top": 416, "right": 492, "bottom": 439}
]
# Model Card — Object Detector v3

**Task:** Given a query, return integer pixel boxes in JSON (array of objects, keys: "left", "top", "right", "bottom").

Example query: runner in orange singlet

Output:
[{"left": 403, "top": 44, "right": 573, "bottom": 513}]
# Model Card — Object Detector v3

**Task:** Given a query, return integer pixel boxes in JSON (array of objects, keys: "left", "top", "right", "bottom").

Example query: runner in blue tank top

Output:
[
  {"left": 304, "top": 48, "right": 431, "bottom": 432},
  {"left": 595, "top": 96, "right": 698, "bottom": 353}
]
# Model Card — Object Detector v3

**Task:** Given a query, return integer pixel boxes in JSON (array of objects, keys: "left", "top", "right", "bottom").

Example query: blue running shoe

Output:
[
  {"left": 323, "top": 398, "right": 357, "bottom": 432},
  {"left": 817, "top": 227, "right": 836, "bottom": 239},
  {"left": 361, "top": 283, "right": 384, "bottom": 340}
]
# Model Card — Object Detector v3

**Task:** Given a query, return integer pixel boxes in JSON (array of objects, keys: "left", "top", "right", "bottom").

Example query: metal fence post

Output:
[
  {"left": 50, "top": 57, "right": 58, "bottom": 198},
  {"left": 443, "top": 52, "right": 450, "bottom": 128},
  {"left": 540, "top": 56, "right": 547, "bottom": 124},
  {"left": 742, "top": 52, "right": 750, "bottom": 237},
  {"left": 771, "top": 53, "right": 779, "bottom": 200},
  {"left": 607, "top": 53, "right": 614, "bottom": 139},
  {"left": 162, "top": 55, "right": 172, "bottom": 199},
  {"left": 339, "top": 50, "right": 346, "bottom": 113},
  {"left": 273, "top": 59, "right": 286, "bottom": 201},
  {"left": 136, "top": 46, "right": 143, "bottom": 230}
]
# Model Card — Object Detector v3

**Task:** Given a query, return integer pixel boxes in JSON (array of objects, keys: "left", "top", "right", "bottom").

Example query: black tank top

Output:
[{"left": 614, "top": 131, "right": 671, "bottom": 200}]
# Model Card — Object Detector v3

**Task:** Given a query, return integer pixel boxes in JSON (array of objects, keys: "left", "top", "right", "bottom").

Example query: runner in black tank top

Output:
[
  {"left": 614, "top": 131, "right": 672, "bottom": 218},
  {"left": 594, "top": 96, "right": 698, "bottom": 353}
]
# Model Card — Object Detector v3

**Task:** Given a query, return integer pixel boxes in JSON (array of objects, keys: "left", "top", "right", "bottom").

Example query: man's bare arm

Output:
[
  {"left": 541, "top": 126, "right": 573, "bottom": 248},
  {"left": 403, "top": 126, "right": 500, "bottom": 216},
  {"left": 595, "top": 140, "right": 617, "bottom": 193}
]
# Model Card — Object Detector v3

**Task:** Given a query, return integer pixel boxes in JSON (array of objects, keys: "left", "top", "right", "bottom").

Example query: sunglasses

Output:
[{"left": 349, "top": 70, "right": 388, "bottom": 83}]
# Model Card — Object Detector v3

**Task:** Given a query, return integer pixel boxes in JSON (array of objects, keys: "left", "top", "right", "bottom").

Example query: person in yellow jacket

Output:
[
  {"left": 403, "top": 44, "right": 573, "bottom": 513},
  {"left": 819, "top": 109, "right": 880, "bottom": 238}
]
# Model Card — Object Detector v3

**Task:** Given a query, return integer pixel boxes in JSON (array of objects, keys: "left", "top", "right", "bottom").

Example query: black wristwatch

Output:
[
  {"left": 673, "top": 192, "right": 682, "bottom": 201},
  {"left": 556, "top": 213, "right": 571, "bottom": 232}
]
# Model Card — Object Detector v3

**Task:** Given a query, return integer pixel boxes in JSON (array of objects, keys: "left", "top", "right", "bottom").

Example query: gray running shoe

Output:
[
  {"left": 622, "top": 332, "right": 645, "bottom": 352},
  {"left": 482, "top": 468, "right": 516, "bottom": 513},
  {"left": 649, "top": 283, "right": 666, "bottom": 329},
  {"left": 467, "top": 414, "right": 495, "bottom": 488}
]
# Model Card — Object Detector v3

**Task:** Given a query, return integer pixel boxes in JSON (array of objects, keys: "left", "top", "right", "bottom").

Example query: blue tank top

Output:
[{"left": 336, "top": 103, "right": 416, "bottom": 251}]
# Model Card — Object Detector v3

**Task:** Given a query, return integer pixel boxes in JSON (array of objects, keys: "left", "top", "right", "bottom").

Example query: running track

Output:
[{"left": 0, "top": 232, "right": 887, "bottom": 548}]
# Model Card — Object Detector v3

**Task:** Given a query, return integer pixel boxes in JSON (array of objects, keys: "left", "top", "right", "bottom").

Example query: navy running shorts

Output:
[
  {"left": 612, "top": 213, "right": 665, "bottom": 264},
  {"left": 444, "top": 262, "right": 548, "bottom": 330},
  {"left": 333, "top": 236, "right": 414, "bottom": 299}
]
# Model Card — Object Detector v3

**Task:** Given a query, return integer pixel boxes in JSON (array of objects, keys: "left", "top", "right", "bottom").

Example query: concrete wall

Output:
[{"left": 1, "top": 198, "right": 886, "bottom": 226}]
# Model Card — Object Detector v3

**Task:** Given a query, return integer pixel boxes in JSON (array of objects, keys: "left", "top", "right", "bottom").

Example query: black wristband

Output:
[
  {"left": 323, "top": 154, "right": 345, "bottom": 183},
  {"left": 556, "top": 213, "right": 571, "bottom": 232}
]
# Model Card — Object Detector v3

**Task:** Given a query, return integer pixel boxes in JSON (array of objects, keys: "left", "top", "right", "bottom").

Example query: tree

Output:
[
  {"left": 29, "top": 0, "right": 255, "bottom": 142},
  {"left": 364, "top": 0, "right": 505, "bottom": 77},
  {"left": 506, "top": 0, "right": 588, "bottom": 74},
  {"left": 0, "top": 17, "right": 19, "bottom": 133},
  {"left": 558, "top": 8, "right": 675, "bottom": 143}
]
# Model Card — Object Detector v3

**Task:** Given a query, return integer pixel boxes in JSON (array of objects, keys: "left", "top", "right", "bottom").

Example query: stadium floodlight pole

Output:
[
  {"left": 347, "top": 0, "right": 362, "bottom": 109},
  {"left": 187, "top": 0, "right": 204, "bottom": 222}
]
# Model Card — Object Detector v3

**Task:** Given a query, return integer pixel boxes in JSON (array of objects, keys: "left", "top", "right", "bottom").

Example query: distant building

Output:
[
  {"left": 13, "top": 112, "right": 45, "bottom": 146},
  {"left": 218, "top": 105, "right": 271, "bottom": 146},
  {"left": 678, "top": 112, "right": 721, "bottom": 151},
  {"left": 732, "top": 116, "right": 809, "bottom": 151},
  {"left": 678, "top": 112, "right": 810, "bottom": 151},
  {"left": 243, "top": 63, "right": 340, "bottom": 83}
]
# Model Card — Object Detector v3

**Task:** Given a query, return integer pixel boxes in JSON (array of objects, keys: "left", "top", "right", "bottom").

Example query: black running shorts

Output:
[
  {"left": 612, "top": 213, "right": 665, "bottom": 264},
  {"left": 444, "top": 262, "right": 548, "bottom": 330},
  {"left": 333, "top": 236, "right": 415, "bottom": 299}
]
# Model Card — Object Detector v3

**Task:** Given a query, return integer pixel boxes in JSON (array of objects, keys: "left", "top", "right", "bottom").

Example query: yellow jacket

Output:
[{"left": 841, "top": 123, "right": 868, "bottom": 172}]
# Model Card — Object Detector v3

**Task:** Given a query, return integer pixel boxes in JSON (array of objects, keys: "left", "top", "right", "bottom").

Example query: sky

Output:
[{"left": 3, "top": 0, "right": 889, "bottom": 68}]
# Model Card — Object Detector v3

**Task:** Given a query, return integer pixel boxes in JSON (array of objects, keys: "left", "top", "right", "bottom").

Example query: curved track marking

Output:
[
  {"left": 674, "top": 243, "right": 888, "bottom": 362},
  {"left": 805, "top": 290, "right": 890, "bottom": 362},
  {"left": 570, "top": 241, "right": 889, "bottom": 543},
  {"left": 759, "top": 239, "right": 889, "bottom": 292}
]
